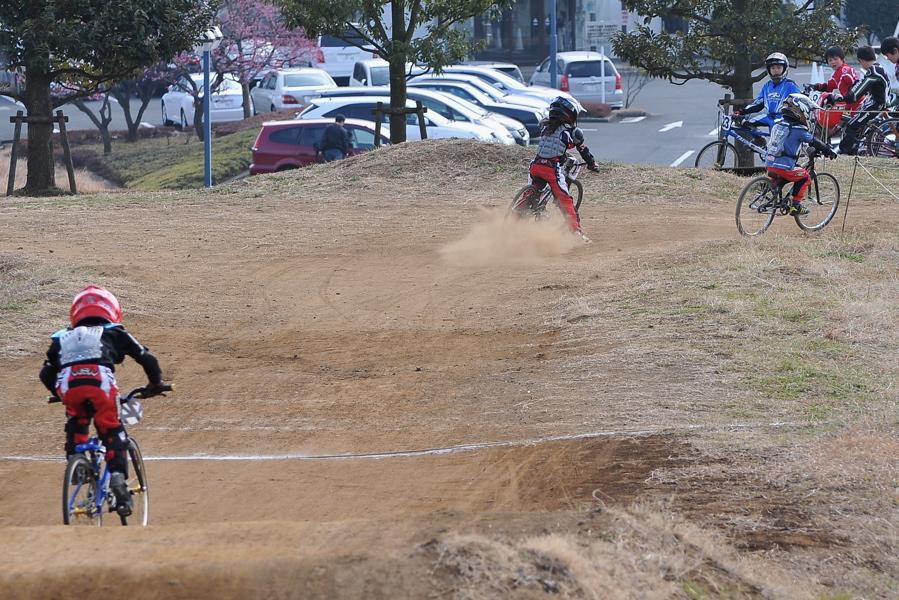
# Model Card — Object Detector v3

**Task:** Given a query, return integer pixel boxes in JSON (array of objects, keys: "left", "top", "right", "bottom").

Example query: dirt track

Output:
[{"left": 1, "top": 141, "right": 897, "bottom": 599}]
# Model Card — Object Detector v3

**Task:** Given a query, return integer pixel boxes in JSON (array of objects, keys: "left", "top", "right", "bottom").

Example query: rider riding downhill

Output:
[
  {"left": 40, "top": 286, "right": 166, "bottom": 517},
  {"left": 521, "top": 96, "right": 600, "bottom": 243},
  {"left": 765, "top": 94, "right": 837, "bottom": 216}
]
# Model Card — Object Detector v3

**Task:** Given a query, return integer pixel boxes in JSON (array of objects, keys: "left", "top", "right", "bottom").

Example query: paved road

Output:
[{"left": 0, "top": 68, "right": 820, "bottom": 167}]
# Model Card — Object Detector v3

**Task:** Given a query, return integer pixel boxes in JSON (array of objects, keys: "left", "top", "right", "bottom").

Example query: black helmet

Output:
[
  {"left": 548, "top": 96, "right": 585, "bottom": 125},
  {"left": 765, "top": 52, "right": 789, "bottom": 82}
]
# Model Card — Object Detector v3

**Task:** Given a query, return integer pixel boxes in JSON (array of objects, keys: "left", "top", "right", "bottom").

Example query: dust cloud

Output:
[{"left": 439, "top": 207, "right": 579, "bottom": 268}]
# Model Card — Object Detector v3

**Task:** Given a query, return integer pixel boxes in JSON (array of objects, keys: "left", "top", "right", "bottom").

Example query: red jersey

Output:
[{"left": 825, "top": 63, "right": 862, "bottom": 111}]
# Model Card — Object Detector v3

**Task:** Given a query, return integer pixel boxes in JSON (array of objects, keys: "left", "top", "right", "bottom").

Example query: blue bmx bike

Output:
[
  {"left": 58, "top": 384, "right": 171, "bottom": 526},
  {"left": 695, "top": 105, "right": 769, "bottom": 169}
]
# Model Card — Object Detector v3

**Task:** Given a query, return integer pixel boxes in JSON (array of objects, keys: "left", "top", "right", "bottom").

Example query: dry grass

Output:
[{"left": 0, "top": 147, "right": 117, "bottom": 194}]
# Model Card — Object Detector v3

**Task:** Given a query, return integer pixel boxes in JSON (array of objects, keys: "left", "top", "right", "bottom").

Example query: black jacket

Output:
[
  {"left": 40, "top": 317, "right": 162, "bottom": 392},
  {"left": 320, "top": 123, "right": 348, "bottom": 154}
]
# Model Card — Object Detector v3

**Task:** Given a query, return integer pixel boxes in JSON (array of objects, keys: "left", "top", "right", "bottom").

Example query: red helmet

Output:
[{"left": 70, "top": 286, "right": 122, "bottom": 326}]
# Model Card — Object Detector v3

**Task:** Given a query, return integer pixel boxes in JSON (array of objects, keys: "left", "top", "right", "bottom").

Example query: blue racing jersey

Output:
[
  {"left": 744, "top": 78, "right": 803, "bottom": 124},
  {"left": 765, "top": 120, "right": 814, "bottom": 170}
]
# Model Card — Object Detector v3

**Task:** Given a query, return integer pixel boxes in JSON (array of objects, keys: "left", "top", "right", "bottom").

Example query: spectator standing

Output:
[{"left": 318, "top": 114, "right": 349, "bottom": 162}]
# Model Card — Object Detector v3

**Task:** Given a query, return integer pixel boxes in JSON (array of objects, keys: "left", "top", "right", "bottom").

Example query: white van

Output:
[
  {"left": 313, "top": 29, "right": 377, "bottom": 86},
  {"left": 350, "top": 59, "right": 390, "bottom": 87}
]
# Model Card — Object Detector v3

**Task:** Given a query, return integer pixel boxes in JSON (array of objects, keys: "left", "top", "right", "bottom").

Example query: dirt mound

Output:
[{"left": 1, "top": 142, "right": 897, "bottom": 599}]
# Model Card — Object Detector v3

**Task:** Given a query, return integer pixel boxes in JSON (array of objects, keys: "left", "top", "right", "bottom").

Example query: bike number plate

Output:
[
  {"left": 721, "top": 115, "right": 732, "bottom": 131},
  {"left": 120, "top": 397, "right": 143, "bottom": 425}
]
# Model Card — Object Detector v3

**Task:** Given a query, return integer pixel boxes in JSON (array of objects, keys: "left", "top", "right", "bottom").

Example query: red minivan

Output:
[{"left": 249, "top": 118, "right": 389, "bottom": 175}]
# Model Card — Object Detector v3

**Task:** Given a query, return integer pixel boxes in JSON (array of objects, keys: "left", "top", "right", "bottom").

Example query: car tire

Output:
[{"left": 161, "top": 103, "right": 173, "bottom": 127}]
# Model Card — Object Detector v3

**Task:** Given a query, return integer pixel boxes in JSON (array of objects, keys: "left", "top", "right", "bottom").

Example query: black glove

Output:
[
  {"left": 588, "top": 163, "right": 600, "bottom": 173},
  {"left": 144, "top": 382, "right": 167, "bottom": 398}
]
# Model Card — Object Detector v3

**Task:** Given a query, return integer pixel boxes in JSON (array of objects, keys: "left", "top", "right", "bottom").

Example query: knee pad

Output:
[
  {"left": 100, "top": 424, "right": 129, "bottom": 475},
  {"left": 64, "top": 417, "right": 90, "bottom": 456}
]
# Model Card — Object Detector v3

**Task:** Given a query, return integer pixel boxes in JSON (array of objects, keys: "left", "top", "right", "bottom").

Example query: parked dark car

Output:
[{"left": 249, "top": 118, "right": 389, "bottom": 175}]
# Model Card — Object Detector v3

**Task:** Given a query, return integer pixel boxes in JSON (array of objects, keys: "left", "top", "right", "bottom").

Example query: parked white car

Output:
[
  {"left": 312, "top": 28, "right": 377, "bottom": 86},
  {"left": 349, "top": 59, "right": 390, "bottom": 87},
  {"left": 250, "top": 67, "right": 337, "bottom": 113},
  {"left": 311, "top": 86, "right": 525, "bottom": 145},
  {"left": 530, "top": 52, "right": 624, "bottom": 108},
  {"left": 161, "top": 74, "right": 250, "bottom": 130},
  {"left": 297, "top": 96, "right": 505, "bottom": 143},
  {"left": 439, "top": 65, "right": 569, "bottom": 104}
]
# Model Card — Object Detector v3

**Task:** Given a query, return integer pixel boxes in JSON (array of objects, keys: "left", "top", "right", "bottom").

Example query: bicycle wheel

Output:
[
  {"left": 736, "top": 177, "right": 778, "bottom": 236},
  {"left": 505, "top": 185, "right": 540, "bottom": 221},
  {"left": 62, "top": 455, "right": 102, "bottom": 526},
  {"left": 568, "top": 179, "right": 583, "bottom": 212},
  {"left": 865, "top": 118, "right": 899, "bottom": 158},
  {"left": 796, "top": 172, "right": 840, "bottom": 232},
  {"left": 695, "top": 141, "right": 739, "bottom": 169},
  {"left": 122, "top": 437, "right": 149, "bottom": 526}
]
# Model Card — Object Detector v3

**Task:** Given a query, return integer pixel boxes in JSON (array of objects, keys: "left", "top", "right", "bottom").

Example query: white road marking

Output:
[
  {"left": 1, "top": 422, "right": 806, "bottom": 462},
  {"left": 139, "top": 122, "right": 155, "bottom": 128},
  {"left": 670, "top": 150, "right": 695, "bottom": 167},
  {"left": 659, "top": 120, "right": 683, "bottom": 132},
  {"left": 620, "top": 116, "right": 646, "bottom": 124},
  {"left": 708, "top": 128, "right": 719, "bottom": 136}
]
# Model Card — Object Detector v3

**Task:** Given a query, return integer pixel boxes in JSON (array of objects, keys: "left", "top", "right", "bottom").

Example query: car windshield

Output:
[
  {"left": 369, "top": 66, "right": 389, "bottom": 86},
  {"left": 566, "top": 61, "right": 612, "bottom": 78},
  {"left": 187, "top": 75, "right": 240, "bottom": 94},
  {"left": 283, "top": 72, "right": 333, "bottom": 87},
  {"left": 320, "top": 33, "right": 368, "bottom": 48}
]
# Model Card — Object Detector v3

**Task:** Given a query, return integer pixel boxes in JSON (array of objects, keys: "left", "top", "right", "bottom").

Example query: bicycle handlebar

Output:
[
  {"left": 47, "top": 383, "right": 175, "bottom": 404},
  {"left": 124, "top": 384, "right": 175, "bottom": 400}
]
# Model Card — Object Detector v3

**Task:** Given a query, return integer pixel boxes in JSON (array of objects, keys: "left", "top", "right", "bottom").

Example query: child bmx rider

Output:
[
  {"left": 515, "top": 96, "right": 600, "bottom": 243},
  {"left": 40, "top": 286, "right": 166, "bottom": 517},
  {"left": 765, "top": 94, "right": 837, "bottom": 216}
]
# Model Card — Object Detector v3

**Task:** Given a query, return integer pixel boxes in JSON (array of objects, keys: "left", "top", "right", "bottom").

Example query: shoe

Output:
[
  {"left": 573, "top": 231, "right": 592, "bottom": 243},
  {"left": 788, "top": 201, "right": 809, "bottom": 217},
  {"left": 110, "top": 472, "right": 133, "bottom": 517}
]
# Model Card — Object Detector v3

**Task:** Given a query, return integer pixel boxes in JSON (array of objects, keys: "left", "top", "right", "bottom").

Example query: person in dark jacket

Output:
[
  {"left": 318, "top": 114, "right": 349, "bottom": 162},
  {"left": 830, "top": 45, "right": 890, "bottom": 155},
  {"left": 40, "top": 286, "right": 166, "bottom": 517}
]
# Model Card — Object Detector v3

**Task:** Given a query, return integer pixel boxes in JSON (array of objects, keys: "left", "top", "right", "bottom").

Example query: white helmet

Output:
[
  {"left": 781, "top": 93, "right": 819, "bottom": 127},
  {"left": 765, "top": 52, "right": 789, "bottom": 82}
]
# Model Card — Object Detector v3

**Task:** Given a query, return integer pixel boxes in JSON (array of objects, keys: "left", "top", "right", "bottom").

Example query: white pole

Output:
[{"left": 600, "top": 45, "right": 606, "bottom": 104}]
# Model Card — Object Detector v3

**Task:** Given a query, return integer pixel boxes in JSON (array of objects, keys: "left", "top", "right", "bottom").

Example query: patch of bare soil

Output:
[{"left": 1, "top": 140, "right": 897, "bottom": 599}]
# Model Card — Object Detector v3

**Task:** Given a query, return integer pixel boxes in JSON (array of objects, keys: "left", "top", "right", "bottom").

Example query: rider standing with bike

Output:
[
  {"left": 765, "top": 94, "right": 837, "bottom": 216},
  {"left": 829, "top": 45, "right": 890, "bottom": 156},
  {"left": 734, "top": 53, "right": 802, "bottom": 130},
  {"left": 521, "top": 96, "right": 600, "bottom": 243},
  {"left": 40, "top": 286, "right": 166, "bottom": 517}
]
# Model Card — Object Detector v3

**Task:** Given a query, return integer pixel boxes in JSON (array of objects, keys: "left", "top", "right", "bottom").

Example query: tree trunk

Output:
[
  {"left": 23, "top": 68, "right": 56, "bottom": 193},
  {"left": 74, "top": 94, "right": 114, "bottom": 154},
  {"left": 388, "top": 0, "right": 408, "bottom": 144},
  {"left": 730, "top": 57, "right": 757, "bottom": 168}
]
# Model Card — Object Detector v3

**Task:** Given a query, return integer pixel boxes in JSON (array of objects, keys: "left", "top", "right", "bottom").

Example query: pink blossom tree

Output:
[{"left": 213, "top": 0, "right": 319, "bottom": 117}]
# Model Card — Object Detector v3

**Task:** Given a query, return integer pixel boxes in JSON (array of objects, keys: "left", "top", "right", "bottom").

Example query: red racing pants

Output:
[
  {"left": 56, "top": 364, "right": 129, "bottom": 475},
  {"left": 528, "top": 159, "right": 581, "bottom": 232},
  {"left": 767, "top": 166, "right": 811, "bottom": 202}
]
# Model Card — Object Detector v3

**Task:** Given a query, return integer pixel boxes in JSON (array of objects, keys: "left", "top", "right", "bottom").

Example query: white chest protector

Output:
[
  {"left": 536, "top": 127, "right": 569, "bottom": 159},
  {"left": 58, "top": 326, "right": 104, "bottom": 365}
]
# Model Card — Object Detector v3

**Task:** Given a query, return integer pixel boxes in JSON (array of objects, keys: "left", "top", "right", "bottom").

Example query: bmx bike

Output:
[
  {"left": 735, "top": 151, "right": 840, "bottom": 236},
  {"left": 507, "top": 154, "right": 586, "bottom": 221},
  {"left": 57, "top": 384, "right": 171, "bottom": 526}
]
